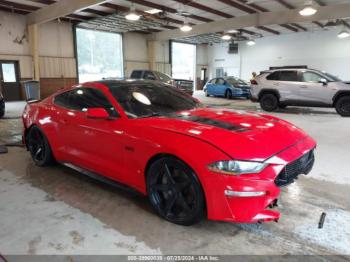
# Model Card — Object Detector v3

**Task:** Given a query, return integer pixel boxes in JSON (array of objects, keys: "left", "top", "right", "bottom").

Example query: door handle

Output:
[
  {"left": 300, "top": 85, "right": 308, "bottom": 89},
  {"left": 273, "top": 83, "right": 279, "bottom": 86}
]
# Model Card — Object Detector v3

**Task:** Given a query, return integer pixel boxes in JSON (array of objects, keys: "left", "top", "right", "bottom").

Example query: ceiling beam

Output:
[
  {"left": 173, "top": 0, "right": 279, "bottom": 35},
  {"left": 222, "top": 0, "right": 302, "bottom": 33},
  {"left": 125, "top": 0, "right": 212, "bottom": 22},
  {"left": 275, "top": 0, "right": 324, "bottom": 29},
  {"left": 279, "top": 24, "right": 298, "bottom": 32},
  {"left": 27, "top": 0, "right": 107, "bottom": 25},
  {"left": 152, "top": 3, "right": 350, "bottom": 40}
]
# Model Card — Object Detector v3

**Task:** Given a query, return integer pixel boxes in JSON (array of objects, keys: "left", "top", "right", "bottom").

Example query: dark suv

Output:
[
  {"left": 130, "top": 70, "right": 193, "bottom": 96},
  {"left": 0, "top": 92, "right": 5, "bottom": 118}
]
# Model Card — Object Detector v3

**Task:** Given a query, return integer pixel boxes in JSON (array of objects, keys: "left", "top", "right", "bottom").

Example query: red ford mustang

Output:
[{"left": 22, "top": 80, "right": 316, "bottom": 225}]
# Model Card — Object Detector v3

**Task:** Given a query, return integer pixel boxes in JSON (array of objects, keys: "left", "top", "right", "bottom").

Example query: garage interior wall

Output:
[
  {"left": 0, "top": 11, "right": 77, "bottom": 99},
  {"left": 208, "top": 29, "right": 350, "bottom": 82}
]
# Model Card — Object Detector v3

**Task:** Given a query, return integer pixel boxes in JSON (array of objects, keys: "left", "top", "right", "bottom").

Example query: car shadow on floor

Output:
[{"left": 273, "top": 107, "right": 339, "bottom": 116}]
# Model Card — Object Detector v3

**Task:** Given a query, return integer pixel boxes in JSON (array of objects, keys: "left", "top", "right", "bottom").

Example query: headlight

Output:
[{"left": 208, "top": 160, "right": 267, "bottom": 175}]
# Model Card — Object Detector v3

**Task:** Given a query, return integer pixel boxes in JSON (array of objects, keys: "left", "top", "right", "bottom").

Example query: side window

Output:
[
  {"left": 266, "top": 71, "right": 280, "bottom": 80},
  {"left": 55, "top": 88, "right": 118, "bottom": 117},
  {"left": 209, "top": 78, "right": 216, "bottom": 84},
  {"left": 302, "top": 72, "right": 323, "bottom": 83},
  {"left": 158, "top": 72, "right": 171, "bottom": 82},
  {"left": 279, "top": 71, "right": 298, "bottom": 81},
  {"left": 143, "top": 71, "right": 156, "bottom": 80},
  {"left": 216, "top": 78, "right": 225, "bottom": 85},
  {"left": 130, "top": 71, "right": 142, "bottom": 79},
  {"left": 54, "top": 92, "right": 70, "bottom": 108}
]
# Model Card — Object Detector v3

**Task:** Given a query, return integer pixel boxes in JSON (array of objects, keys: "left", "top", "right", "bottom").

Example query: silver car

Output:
[{"left": 250, "top": 68, "right": 350, "bottom": 116}]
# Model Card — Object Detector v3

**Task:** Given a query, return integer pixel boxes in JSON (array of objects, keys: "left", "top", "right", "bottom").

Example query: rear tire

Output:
[
  {"left": 225, "top": 89, "right": 232, "bottom": 100},
  {"left": 260, "top": 94, "right": 279, "bottom": 112},
  {"left": 26, "top": 126, "right": 55, "bottom": 166},
  {"left": 335, "top": 96, "right": 350, "bottom": 117},
  {"left": 146, "top": 156, "right": 205, "bottom": 226}
]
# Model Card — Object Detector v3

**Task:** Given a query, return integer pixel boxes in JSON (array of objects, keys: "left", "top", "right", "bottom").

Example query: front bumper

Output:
[{"left": 203, "top": 136, "right": 316, "bottom": 223}]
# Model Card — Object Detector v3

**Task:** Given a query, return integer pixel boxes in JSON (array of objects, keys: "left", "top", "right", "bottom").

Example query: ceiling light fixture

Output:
[
  {"left": 338, "top": 30, "right": 350, "bottom": 38},
  {"left": 227, "top": 29, "right": 238, "bottom": 33},
  {"left": 247, "top": 39, "right": 256, "bottom": 46},
  {"left": 337, "top": 20, "right": 350, "bottom": 39},
  {"left": 180, "top": 19, "right": 192, "bottom": 32},
  {"left": 125, "top": 4, "right": 140, "bottom": 21},
  {"left": 299, "top": 0, "right": 317, "bottom": 16},
  {"left": 221, "top": 34, "right": 231, "bottom": 40},
  {"left": 145, "top": 9, "right": 162, "bottom": 14}
]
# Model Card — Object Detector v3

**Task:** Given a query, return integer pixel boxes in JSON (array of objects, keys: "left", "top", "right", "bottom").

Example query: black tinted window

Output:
[
  {"left": 143, "top": 71, "right": 156, "bottom": 80},
  {"left": 54, "top": 88, "right": 118, "bottom": 117},
  {"left": 279, "top": 71, "right": 298, "bottom": 81},
  {"left": 107, "top": 82, "right": 200, "bottom": 118},
  {"left": 54, "top": 92, "right": 70, "bottom": 108},
  {"left": 130, "top": 71, "right": 142, "bottom": 79},
  {"left": 266, "top": 72, "right": 280, "bottom": 80}
]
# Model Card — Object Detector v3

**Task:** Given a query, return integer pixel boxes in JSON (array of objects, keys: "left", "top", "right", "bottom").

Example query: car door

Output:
[
  {"left": 274, "top": 70, "right": 301, "bottom": 101},
  {"left": 205, "top": 78, "right": 216, "bottom": 95},
  {"left": 70, "top": 87, "right": 128, "bottom": 181},
  {"left": 299, "top": 71, "right": 334, "bottom": 104},
  {"left": 215, "top": 78, "right": 226, "bottom": 96}
]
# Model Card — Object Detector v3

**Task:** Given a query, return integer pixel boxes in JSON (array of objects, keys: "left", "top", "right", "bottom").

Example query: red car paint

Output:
[{"left": 22, "top": 81, "right": 316, "bottom": 223}]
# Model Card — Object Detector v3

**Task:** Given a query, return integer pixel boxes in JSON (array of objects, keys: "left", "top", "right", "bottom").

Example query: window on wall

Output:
[
  {"left": 171, "top": 42, "right": 196, "bottom": 81},
  {"left": 76, "top": 28, "right": 123, "bottom": 83}
]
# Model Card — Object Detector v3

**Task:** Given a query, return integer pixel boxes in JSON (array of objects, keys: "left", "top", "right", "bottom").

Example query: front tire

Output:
[
  {"left": 335, "top": 96, "right": 350, "bottom": 117},
  {"left": 146, "top": 156, "right": 205, "bottom": 226},
  {"left": 260, "top": 94, "right": 279, "bottom": 112},
  {"left": 26, "top": 126, "right": 55, "bottom": 166},
  {"left": 205, "top": 89, "right": 209, "bottom": 97}
]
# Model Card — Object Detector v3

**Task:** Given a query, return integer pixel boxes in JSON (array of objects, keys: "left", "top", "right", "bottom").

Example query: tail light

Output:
[{"left": 250, "top": 79, "right": 258, "bottom": 85}]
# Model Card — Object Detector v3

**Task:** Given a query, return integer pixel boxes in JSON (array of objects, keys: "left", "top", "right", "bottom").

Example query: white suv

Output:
[{"left": 250, "top": 68, "right": 350, "bottom": 116}]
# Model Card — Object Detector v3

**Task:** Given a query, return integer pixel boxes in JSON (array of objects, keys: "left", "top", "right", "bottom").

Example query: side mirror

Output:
[
  {"left": 319, "top": 78, "right": 328, "bottom": 85},
  {"left": 86, "top": 108, "right": 109, "bottom": 119}
]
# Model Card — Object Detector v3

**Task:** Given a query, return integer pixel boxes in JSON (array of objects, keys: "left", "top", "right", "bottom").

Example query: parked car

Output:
[
  {"left": 250, "top": 68, "right": 350, "bottom": 116},
  {"left": 203, "top": 77, "right": 251, "bottom": 99},
  {"left": 22, "top": 79, "right": 316, "bottom": 225},
  {"left": 0, "top": 92, "right": 5, "bottom": 118},
  {"left": 130, "top": 70, "right": 193, "bottom": 96},
  {"left": 173, "top": 79, "right": 194, "bottom": 96}
]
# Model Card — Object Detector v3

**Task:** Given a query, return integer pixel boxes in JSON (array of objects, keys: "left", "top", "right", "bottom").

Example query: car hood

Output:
[{"left": 138, "top": 108, "right": 309, "bottom": 161}]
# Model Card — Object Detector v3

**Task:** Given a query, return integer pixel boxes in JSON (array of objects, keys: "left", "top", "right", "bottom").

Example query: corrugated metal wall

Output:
[{"left": 39, "top": 56, "right": 77, "bottom": 78}]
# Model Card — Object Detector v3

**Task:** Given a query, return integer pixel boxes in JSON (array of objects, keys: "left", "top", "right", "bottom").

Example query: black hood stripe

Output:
[{"left": 163, "top": 114, "right": 249, "bottom": 132}]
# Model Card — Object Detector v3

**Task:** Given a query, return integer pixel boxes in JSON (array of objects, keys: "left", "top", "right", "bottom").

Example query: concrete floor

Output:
[{"left": 1, "top": 95, "right": 350, "bottom": 256}]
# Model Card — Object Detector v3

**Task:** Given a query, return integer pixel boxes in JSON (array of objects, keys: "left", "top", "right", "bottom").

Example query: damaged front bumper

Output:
[{"left": 203, "top": 136, "right": 316, "bottom": 223}]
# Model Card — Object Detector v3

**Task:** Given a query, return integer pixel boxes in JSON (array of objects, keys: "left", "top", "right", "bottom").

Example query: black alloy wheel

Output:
[
  {"left": 27, "top": 126, "right": 55, "bottom": 166},
  {"left": 147, "top": 157, "right": 205, "bottom": 226},
  {"left": 260, "top": 93, "right": 279, "bottom": 112},
  {"left": 335, "top": 96, "right": 350, "bottom": 117},
  {"left": 225, "top": 89, "right": 232, "bottom": 99}
]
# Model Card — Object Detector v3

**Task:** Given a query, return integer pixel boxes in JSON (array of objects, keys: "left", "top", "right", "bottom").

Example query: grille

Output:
[{"left": 275, "top": 149, "right": 315, "bottom": 187}]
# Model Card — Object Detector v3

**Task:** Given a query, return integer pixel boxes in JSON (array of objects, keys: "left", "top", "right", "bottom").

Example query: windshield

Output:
[
  {"left": 323, "top": 72, "right": 342, "bottom": 82},
  {"left": 106, "top": 82, "right": 201, "bottom": 118},
  {"left": 225, "top": 77, "right": 248, "bottom": 86}
]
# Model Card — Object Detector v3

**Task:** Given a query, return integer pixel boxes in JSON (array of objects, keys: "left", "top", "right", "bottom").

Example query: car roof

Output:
[{"left": 261, "top": 68, "right": 324, "bottom": 74}]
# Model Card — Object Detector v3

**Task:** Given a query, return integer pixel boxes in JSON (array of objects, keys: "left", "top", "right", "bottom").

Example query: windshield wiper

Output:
[{"left": 138, "top": 112, "right": 165, "bottom": 118}]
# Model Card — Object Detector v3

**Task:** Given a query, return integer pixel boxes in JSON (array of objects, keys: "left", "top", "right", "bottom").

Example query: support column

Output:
[
  {"left": 28, "top": 24, "right": 40, "bottom": 81},
  {"left": 147, "top": 40, "right": 156, "bottom": 71}
]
